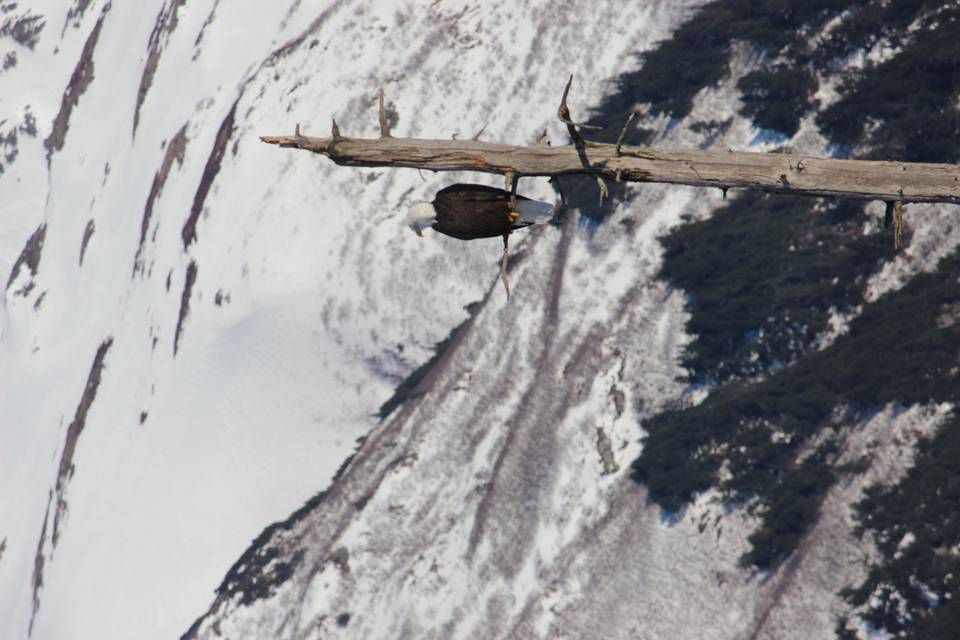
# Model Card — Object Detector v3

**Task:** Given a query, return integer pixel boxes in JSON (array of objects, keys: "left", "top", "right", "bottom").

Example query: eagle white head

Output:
[{"left": 406, "top": 201, "right": 436, "bottom": 237}]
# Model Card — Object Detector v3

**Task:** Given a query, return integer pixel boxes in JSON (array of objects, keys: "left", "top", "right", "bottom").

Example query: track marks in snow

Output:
[
  {"left": 173, "top": 261, "right": 197, "bottom": 355},
  {"left": 78, "top": 219, "right": 94, "bottom": 266},
  {"left": 466, "top": 219, "right": 574, "bottom": 562},
  {"left": 260, "top": 0, "right": 348, "bottom": 69},
  {"left": 5, "top": 223, "right": 45, "bottom": 294},
  {"left": 28, "top": 493, "right": 52, "bottom": 637},
  {"left": 191, "top": 0, "right": 220, "bottom": 56},
  {"left": 30, "top": 338, "right": 114, "bottom": 634},
  {"left": 44, "top": 5, "right": 107, "bottom": 160},
  {"left": 134, "top": 124, "right": 188, "bottom": 277},
  {"left": 52, "top": 337, "right": 114, "bottom": 547},
  {"left": 182, "top": 100, "right": 237, "bottom": 250},
  {"left": 0, "top": 8, "right": 45, "bottom": 50},
  {"left": 62, "top": 0, "right": 95, "bottom": 34},
  {"left": 134, "top": 0, "right": 186, "bottom": 136}
]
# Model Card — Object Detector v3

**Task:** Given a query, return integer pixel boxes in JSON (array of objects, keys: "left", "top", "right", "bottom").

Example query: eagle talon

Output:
[{"left": 508, "top": 210, "right": 520, "bottom": 223}]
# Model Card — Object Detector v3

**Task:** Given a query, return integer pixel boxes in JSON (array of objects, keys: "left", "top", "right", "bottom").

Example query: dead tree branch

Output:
[
  {"left": 262, "top": 84, "right": 960, "bottom": 206},
  {"left": 615, "top": 111, "right": 638, "bottom": 157},
  {"left": 557, "top": 74, "right": 602, "bottom": 149},
  {"left": 261, "top": 132, "right": 960, "bottom": 204}
]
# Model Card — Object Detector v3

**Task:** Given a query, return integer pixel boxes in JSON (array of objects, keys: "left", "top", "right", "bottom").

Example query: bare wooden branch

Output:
[
  {"left": 616, "top": 111, "right": 638, "bottom": 156},
  {"left": 558, "top": 75, "right": 582, "bottom": 148},
  {"left": 505, "top": 170, "right": 518, "bottom": 210},
  {"left": 260, "top": 132, "right": 960, "bottom": 204},
  {"left": 596, "top": 177, "right": 609, "bottom": 205},
  {"left": 500, "top": 234, "right": 511, "bottom": 298},
  {"left": 887, "top": 200, "right": 904, "bottom": 249},
  {"left": 894, "top": 200, "right": 904, "bottom": 249},
  {"left": 558, "top": 75, "right": 602, "bottom": 149}
]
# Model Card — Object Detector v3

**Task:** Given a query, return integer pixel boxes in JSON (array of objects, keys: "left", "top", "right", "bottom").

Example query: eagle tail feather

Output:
[{"left": 513, "top": 198, "right": 555, "bottom": 225}]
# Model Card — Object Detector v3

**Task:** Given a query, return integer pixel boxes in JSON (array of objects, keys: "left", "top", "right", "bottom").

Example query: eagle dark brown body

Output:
[
  {"left": 405, "top": 183, "right": 555, "bottom": 297},
  {"left": 430, "top": 184, "right": 535, "bottom": 240}
]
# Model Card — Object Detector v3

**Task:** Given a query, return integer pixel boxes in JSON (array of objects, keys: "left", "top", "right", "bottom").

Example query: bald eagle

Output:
[
  {"left": 406, "top": 183, "right": 555, "bottom": 297},
  {"left": 406, "top": 183, "right": 554, "bottom": 240}
]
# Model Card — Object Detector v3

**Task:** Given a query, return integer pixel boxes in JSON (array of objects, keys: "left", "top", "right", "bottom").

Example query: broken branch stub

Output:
[
  {"left": 616, "top": 111, "right": 638, "bottom": 156},
  {"left": 557, "top": 74, "right": 601, "bottom": 149}
]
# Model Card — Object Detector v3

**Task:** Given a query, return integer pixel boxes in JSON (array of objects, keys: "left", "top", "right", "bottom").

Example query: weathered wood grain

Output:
[{"left": 260, "top": 133, "right": 960, "bottom": 205}]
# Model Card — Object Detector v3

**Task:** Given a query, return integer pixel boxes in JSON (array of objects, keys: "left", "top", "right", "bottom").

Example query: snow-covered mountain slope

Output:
[
  {"left": 4, "top": 1, "right": 958, "bottom": 639},
  {"left": 0, "top": 1, "right": 705, "bottom": 638},
  {"left": 178, "top": 34, "right": 960, "bottom": 636}
]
